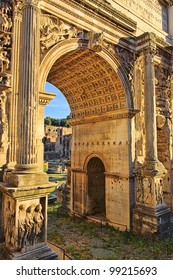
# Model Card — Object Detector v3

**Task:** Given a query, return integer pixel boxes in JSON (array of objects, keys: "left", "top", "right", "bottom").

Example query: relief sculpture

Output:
[
  {"left": 0, "top": 2, "right": 12, "bottom": 87},
  {"left": 4, "top": 198, "right": 16, "bottom": 249},
  {"left": 0, "top": 90, "right": 8, "bottom": 149},
  {"left": 18, "top": 203, "right": 44, "bottom": 252},
  {"left": 40, "top": 14, "right": 78, "bottom": 53},
  {"left": 155, "top": 65, "right": 172, "bottom": 117}
]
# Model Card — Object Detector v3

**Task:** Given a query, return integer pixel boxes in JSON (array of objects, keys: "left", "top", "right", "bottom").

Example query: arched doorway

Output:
[
  {"left": 87, "top": 157, "right": 105, "bottom": 216},
  {"left": 39, "top": 39, "right": 135, "bottom": 228}
]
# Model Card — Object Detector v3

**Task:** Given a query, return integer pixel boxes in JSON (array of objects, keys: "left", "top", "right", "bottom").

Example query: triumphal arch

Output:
[{"left": 0, "top": 0, "right": 173, "bottom": 259}]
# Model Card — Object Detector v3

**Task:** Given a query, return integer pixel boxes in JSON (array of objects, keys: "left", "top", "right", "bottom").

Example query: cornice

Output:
[
  {"left": 73, "top": 0, "right": 137, "bottom": 32},
  {"left": 41, "top": 0, "right": 136, "bottom": 34},
  {"left": 39, "top": 91, "right": 56, "bottom": 105}
]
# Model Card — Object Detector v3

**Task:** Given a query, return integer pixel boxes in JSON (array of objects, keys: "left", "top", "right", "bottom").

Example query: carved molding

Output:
[{"left": 68, "top": 109, "right": 139, "bottom": 126}]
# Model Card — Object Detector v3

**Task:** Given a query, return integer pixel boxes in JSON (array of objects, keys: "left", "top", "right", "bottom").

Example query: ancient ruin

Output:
[{"left": 0, "top": 0, "right": 173, "bottom": 259}]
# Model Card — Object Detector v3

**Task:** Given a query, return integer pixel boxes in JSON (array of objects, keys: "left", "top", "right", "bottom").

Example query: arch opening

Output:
[
  {"left": 46, "top": 48, "right": 129, "bottom": 123},
  {"left": 87, "top": 157, "right": 105, "bottom": 216}
]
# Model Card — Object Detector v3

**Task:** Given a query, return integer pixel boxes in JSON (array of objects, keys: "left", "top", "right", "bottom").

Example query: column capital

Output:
[
  {"left": 20, "top": 0, "right": 41, "bottom": 10},
  {"left": 136, "top": 32, "right": 156, "bottom": 53}
]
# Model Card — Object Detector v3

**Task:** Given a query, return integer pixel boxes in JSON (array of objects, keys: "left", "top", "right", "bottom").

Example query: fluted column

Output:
[
  {"left": 15, "top": 0, "right": 40, "bottom": 172},
  {"left": 7, "top": 3, "right": 22, "bottom": 169},
  {"left": 144, "top": 47, "right": 158, "bottom": 164}
]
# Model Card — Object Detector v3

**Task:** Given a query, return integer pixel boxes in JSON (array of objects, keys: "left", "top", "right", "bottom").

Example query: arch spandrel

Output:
[{"left": 39, "top": 39, "right": 135, "bottom": 123}]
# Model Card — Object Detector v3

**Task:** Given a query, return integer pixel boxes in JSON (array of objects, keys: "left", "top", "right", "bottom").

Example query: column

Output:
[
  {"left": 6, "top": 4, "right": 22, "bottom": 170},
  {"left": 144, "top": 47, "right": 158, "bottom": 164},
  {"left": 15, "top": 0, "right": 40, "bottom": 172}
]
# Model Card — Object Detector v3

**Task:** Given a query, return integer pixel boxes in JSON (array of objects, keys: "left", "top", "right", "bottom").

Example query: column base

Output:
[
  {"left": 132, "top": 203, "right": 173, "bottom": 237},
  {"left": 143, "top": 159, "right": 167, "bottom": 176},
  {"left": 3, "top": 170, "right": 49, "bottom": 187},
  {"left": 0, "top": 243, "right": 58, "bottom": 260}
]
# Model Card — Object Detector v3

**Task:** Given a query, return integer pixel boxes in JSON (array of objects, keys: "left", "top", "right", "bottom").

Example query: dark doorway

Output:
[{"left": 87, "top": 157, "right": 105, "bottom": 216}]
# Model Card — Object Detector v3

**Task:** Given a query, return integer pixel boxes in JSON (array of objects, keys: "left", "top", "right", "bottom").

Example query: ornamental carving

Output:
[
  {"left": 40, "top": 13, "right": 79, "bottom": 54},
  {"left": 18, "top": 203, "right": 44, "bottom": 252},
  {"left": 47, "top": 48, "right": 128, "bottom": 120},
  {"left": 136, "top": 175, "right": 155, "bottom": 205},
  {"left": 115, "top": 46, "right": 136, "bottom": 95},
  {"left": 155, "top": 65, "right": 172, "bottom": 117},
  {"left": 89, "top": 32, "right": 104, "bottom": 52},
  {"left": 0, "top": 89, "right": 8, "bottom": 149},
  {"left": 0, "top": 1, "right": 12, "bottom": 87},
  {"left": 3, "top": 196, "right": 16, "bottom": 250}
]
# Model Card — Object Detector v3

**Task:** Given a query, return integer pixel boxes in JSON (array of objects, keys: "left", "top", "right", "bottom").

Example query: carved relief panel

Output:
[
  {"left": 3, "top": 194, "right": 45, "bottom": 252},
  {"left": 17, "top": 200, "right": 45, "bottom": 252},
  {"left": 40, "top": 12, "right": 80, "bottom": 59},
  {"left": 3, "top": 194, "right": 16, "bottom": 250},
  {"left": 155, "top": 64, "right": 172, "bottom": 118},
  {"left": 0, "top": 1, "right": 12, "bottom": 87},
  {"left": 0, "top": 89, "right": 9, "bottom": 150}
]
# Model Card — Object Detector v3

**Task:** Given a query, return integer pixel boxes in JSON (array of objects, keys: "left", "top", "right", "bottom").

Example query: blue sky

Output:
[{"left": 44, "top": 82, "right": 71, "bottom": 119}]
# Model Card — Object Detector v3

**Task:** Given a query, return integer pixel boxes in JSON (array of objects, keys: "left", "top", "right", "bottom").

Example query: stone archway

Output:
[
  {"left": 87, "top": 157, "right": 105, "bottom": 216},
  {"left": 39, "top": 39, "right": 136, "bottom": 230}
]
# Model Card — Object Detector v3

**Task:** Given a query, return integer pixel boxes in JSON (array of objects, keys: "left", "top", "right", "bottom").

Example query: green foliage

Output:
[{"left": 44, "top": 115, "right": 71, "bottom": 127}]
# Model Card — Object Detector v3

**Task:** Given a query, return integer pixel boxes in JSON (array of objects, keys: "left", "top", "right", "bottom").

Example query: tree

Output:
[{"left": 44, "top": 117, "right": 52, "bottom": 125}]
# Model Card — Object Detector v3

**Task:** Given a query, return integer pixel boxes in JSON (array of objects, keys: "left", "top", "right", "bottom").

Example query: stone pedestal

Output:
[
  {"left": 133, "top": 163, "right": 173, "bottom": 236},
  {"left": 0, "top": 181, "right": 57, "bottom": 260},
  {"left": 133, "top": 203, "right": 172, "bottom": 237}
]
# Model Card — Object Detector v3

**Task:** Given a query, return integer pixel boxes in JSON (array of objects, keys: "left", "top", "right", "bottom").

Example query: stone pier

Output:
[{"left": 133, "top": 34, "right": 173, "bottom": 236}]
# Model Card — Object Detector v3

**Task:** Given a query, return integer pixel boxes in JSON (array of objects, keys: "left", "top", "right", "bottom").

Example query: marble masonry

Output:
[{"left": 0, "top": 0, "right": 173, "bottom": 259}]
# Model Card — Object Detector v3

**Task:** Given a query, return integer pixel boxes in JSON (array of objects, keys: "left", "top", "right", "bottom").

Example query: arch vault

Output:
[{"left": 0, "top": 0, "right": 173, "bottom": 259}]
